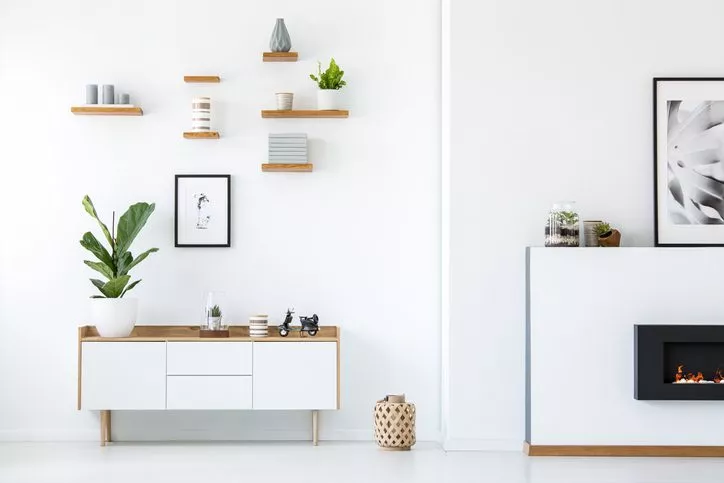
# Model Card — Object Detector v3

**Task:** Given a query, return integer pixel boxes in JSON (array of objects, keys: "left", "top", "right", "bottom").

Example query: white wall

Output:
[
  {"left": 0, "top": 0, "right": 441, "bottom": 441},
  {"left": 447, "top": 0, "right": 724, "bottom": 449},
  {"left": 529, "top": 248, "right": 724, "bottom": 445}
]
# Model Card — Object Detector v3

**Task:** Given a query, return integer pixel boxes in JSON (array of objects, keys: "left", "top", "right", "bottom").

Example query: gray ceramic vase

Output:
[{"left": 269, "top": 18, "right": 292, "bottom": 52}]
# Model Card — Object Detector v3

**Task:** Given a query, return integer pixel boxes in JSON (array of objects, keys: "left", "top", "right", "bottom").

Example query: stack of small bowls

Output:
[{"left": 249, "top": 315, "right": 269, "bottom": 338}]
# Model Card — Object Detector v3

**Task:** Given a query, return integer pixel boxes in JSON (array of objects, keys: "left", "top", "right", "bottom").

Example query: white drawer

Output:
[
  {"left": 166, "top": 376, "right": 252, "bottom": 410},
  {"left": 166, "top": 342, "right": 252, "bottom": 375}
]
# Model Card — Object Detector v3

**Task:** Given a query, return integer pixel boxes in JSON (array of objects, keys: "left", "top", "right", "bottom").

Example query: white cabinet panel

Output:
[
  {"left": 166, "top": 376, "right": 252, "bottom": 410},
  {"left": 167, "top": 342, "right": 252, "bottom": 375},
  {"left": 82, "top": 342, "right": 166, "bottom": 410},
  {"left": 253, "top": 342, "right": 337, "bottom": 410}
]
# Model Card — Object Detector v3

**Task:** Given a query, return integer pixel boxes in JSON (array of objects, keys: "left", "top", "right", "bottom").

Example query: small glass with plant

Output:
[
  {"left": 545, "top": 202, "right": 580, "bottom": 247},
  {"left": 203, "top": 291, "right": 227, "bottom": 331},
  {"left": 310, "top": 58, "right": 346, "bottom": 110}
]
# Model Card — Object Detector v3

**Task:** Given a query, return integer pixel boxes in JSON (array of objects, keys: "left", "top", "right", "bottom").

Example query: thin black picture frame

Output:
[
  {"left": 174, "top": 174, "right": 231, "bottom": 247},
  {"left": 653, "top": 77, "right": 724, "bottom": 247}
]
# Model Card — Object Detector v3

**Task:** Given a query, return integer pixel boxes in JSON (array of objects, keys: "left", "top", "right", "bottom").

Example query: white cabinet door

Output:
[
  {"left": 253, "top": 342, "right": 337, "bottom": 410},
  {"left": 167, "top": 342, "right": 252, "bottom": 375},
  {"left": 167, "top": 376, "right": 252, "bottom": 410},
  {"left": 82, "top": 342, "right": 166, "bottom": 410}
]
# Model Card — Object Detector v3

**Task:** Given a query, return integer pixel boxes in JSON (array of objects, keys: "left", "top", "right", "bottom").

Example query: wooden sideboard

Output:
[{"left": 77, "top": 325, "right": 340, "bottom": 446}]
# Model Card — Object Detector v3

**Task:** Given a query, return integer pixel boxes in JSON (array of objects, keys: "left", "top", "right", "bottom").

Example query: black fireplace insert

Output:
[{"left": 635, "top": 325, "right": 724, "bottom": 400}]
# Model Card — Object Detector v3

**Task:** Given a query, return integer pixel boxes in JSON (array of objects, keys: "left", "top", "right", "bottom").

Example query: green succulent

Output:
[
  {"left": 310, "top": 58, "right": 347, "bottom": 90},
  {"left": 80, "top": 195, "right": 158, "bottom": 298},
  {"left": 593, "top": 222, "right": 612, "bottom": 237},
  {"left": 557, "top": 211, "right": 579, "bottom": 225},
  {"left": 210, "top": 305, "right": 222, "bottom": 317}
]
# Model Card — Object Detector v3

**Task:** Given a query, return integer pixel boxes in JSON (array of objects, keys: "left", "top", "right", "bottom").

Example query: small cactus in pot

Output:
[
  {"left": 208, "top": 304, "right": 223, "bottom": 330},
  {"left": 594, "top": 222, "right": 621, "bottom": 247}
]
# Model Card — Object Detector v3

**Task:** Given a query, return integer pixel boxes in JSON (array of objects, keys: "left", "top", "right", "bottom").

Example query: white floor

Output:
[{"left": 2, "top": 442, "right": 724, "bottom": 483}]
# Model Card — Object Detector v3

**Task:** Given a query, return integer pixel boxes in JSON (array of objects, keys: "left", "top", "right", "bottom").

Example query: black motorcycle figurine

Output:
[
  {"left": 278, "top": 309, "right": 295, "bottom": 337},
  {"left": 277, "top": 309, "right": 320, "bottom": 337},
  {"left": 299, "top": 314, "right": 319, "bottom": 336}
]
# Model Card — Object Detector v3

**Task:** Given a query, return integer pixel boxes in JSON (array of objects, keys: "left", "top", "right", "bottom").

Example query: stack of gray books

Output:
[{"left": 269, "top": 133, "right": 308, "bottom": 163}]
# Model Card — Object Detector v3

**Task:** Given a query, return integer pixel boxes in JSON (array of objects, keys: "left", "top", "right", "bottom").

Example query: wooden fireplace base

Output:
[{"left": 524, "top": 441, "right": 724, "bottom": 457}]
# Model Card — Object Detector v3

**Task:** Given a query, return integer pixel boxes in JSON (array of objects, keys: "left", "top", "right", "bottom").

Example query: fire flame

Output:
[
  {"left": 715, "top": 369, "right": 724, "bottom": 384},
  {"left": 673, "top": 364, "right": 724, "bottom": 384}
]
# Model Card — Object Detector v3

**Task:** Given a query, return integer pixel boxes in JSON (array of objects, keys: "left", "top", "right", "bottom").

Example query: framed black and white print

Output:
[
  {"left": 654, "top": 78, "right": 724, "bottom": 246},
  {"left": 175, "top": 175, "right": 231, "bottom": 247}
]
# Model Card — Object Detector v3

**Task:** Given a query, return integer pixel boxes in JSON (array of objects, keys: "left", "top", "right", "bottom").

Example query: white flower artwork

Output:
[
  {"left": 194, "top": 192, "right": 211, "bottom": 229},
  {"left": 175, "top": 175, "right": 230, "bottom": 247},
  {"left": 666, "top": 100, "right": 724, "bottom": 225},
  {"left": 655, "top": 78, "right": 724, "bottom": 246}
]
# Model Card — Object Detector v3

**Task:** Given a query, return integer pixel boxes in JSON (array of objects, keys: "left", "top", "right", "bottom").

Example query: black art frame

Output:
[
  {"left": 653, "top": 77, "right": 724, "bottom": 247},
  {"left": 174, "top": 174, "right": 231, "bottom": 247}
]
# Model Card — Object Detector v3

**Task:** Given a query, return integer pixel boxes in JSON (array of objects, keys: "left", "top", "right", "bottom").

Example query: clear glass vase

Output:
[
  {"left": 202, "top": 291, "right": 226, "bottom": 330},
  {"left": 545, "top": 202, "right": 580, "bottom": 247}
]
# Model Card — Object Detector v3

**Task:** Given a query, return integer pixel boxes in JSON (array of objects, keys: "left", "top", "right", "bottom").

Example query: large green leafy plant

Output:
[
  {"left": 80, "top": 195, "right": 158, "bottom": 298},
  {"left": 309, "top": 58, "right": 346, "bottom": 90}
]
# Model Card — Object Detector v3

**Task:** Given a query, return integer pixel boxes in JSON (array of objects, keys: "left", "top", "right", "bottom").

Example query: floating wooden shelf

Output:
[
  {"left": 262, "top": 163, "right": 313, "bottom": 172},
  {"left": 183, "top": 131, "right": 220, "bottom": 139},
  {"left": 263, "top": 52, "right": 298, "bottom": 62},
  {"left": 71, "top": 106, "right": 143, "bottom": 116},
  {"left": 184, "top": 76, "right": 220, "bottom": 83},
  {"left": 261, "top": 110, "right": 349, "bottom": 119}
]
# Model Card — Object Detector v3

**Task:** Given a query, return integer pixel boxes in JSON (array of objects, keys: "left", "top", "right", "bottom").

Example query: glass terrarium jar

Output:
[
  {"left": 202, "top": 291, "right": 227, "bottom": 330},
  {"left": 545, "top": 202, "right": 580, "bottom": 247}
]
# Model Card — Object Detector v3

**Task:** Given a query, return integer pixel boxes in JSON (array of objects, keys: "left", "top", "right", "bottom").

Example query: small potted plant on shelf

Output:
[
  {"left": 208, "top": 304, "right": 222, "bottom": 330},
  {"left": 80, "top": 195, "right": 158, "bottom": 337},
  {"left": 594, "top": 222, "right": 621, "bottom": 247},
  {"left": 310, "top": 58, "right": 346, "bottom": 110}
]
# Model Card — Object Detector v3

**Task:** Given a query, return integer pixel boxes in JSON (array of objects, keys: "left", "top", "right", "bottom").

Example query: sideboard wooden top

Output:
[{"left": 79, "top": 325, "right": 340, "bottom": 342}]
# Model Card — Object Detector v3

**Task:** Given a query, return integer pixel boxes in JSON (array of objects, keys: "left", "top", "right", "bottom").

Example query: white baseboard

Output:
[
  {"left": 0, "top": 429, "right": 99, "bottom": 442},
  {"left": 0, "top": 428, "right": 442, "bottom": 443},
  {"left": 443, "top": 438, "right": 522, "bottom": 451}
]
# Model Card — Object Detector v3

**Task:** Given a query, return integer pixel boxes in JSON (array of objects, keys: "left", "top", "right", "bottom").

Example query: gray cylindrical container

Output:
[
  {"left": 119, "top": 93, "right": 130, "bottom": 104},
  {"left": 85, "top": 84, "right": 98, "bottom": 104},
  {"left": 102, "top": 85, "right": 115, "bottom": 104}
]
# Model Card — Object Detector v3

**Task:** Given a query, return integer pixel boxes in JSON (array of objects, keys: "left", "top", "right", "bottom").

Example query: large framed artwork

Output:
[
  {"left": 175, "top": 174, "right": 231, "bottom": 247},
  {"left": 654, "top": 77, "right": 724, "bottom": 246}
]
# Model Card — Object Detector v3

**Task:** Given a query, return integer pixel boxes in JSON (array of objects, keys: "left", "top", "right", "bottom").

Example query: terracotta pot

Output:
[{"left": 598, "top": 229, "right": 621, "bottom": 247}]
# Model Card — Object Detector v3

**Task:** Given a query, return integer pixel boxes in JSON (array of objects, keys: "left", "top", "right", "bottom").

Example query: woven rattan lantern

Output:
[{"left": 374, "top": 394, "right": 416, "bottom": 450}]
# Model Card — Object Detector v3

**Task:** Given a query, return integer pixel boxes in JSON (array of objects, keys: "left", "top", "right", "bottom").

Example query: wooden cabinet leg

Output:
[
  {"left": 100, "top": 410, "right": 111, "bottom": 446},
  {"left": 312, "top": 410, "right": 319, "bottom": 446},
  {"left": 106, "top": 410, "right": 112, "bottom": 443},
  {"left": 100, "top": 410, "right": 107, "bottom": 446}
]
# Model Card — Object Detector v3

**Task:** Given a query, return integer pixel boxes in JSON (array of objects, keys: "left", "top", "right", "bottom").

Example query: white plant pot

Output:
[
  {"left": 208, "top": 316, "right": 223, "bottom": 331},
  {"left": 317, "top": 89, "right": 343, "bottom": 110},
  {"left": 90, "top": 298, "right": 138, "bottom": 337}
]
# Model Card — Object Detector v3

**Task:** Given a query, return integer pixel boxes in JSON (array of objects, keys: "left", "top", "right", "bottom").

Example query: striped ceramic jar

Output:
[
  {"left": 249, "top": 315, "right": 269, "bottom": 338},
  {"left": 191, "top": 96, "right": 211, "bottom": 131}
]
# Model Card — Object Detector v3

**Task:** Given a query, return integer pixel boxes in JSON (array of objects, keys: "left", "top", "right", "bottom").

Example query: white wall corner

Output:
[{"left": 440, "top": 0, "right": 452, "bottom": 448}]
